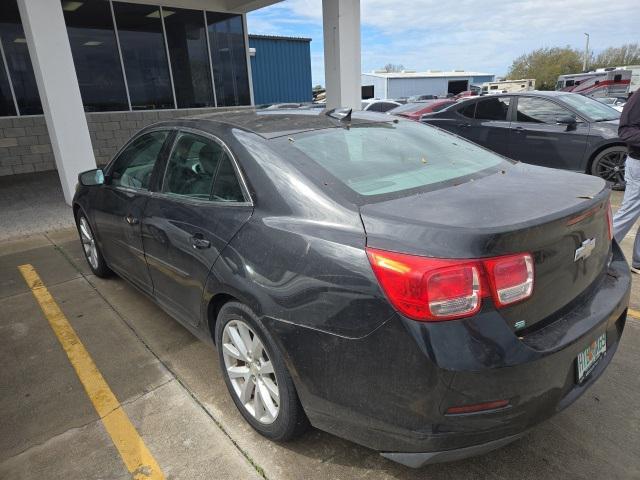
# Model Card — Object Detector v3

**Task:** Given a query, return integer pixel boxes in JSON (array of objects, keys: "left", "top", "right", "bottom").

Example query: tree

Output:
[
  {"left": 507, "top": 46, "right": 583, "bottom": 90},
  {"left": 593, "top": 43, "right": 640, "bottom": 68},
  {"left": 383, "top": 63, "right": 405, "bottom": 72}
]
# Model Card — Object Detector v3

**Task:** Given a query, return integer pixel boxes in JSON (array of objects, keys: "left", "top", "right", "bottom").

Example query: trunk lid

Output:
[{"left": 360, "top": 163, "right": 611, "bottom": 330}]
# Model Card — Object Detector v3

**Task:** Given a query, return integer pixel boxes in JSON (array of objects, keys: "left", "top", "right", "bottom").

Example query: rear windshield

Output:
[
  {"left": 286, "top": 121, "right": 505, "bottom": 196},
  {"left": 388, "top": 102, "right": 433, "bottom": 114}
]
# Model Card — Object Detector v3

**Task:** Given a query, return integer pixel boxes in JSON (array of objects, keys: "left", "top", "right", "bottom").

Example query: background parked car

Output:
[
  {"left": 596, "top": 97, "right": 627, "bottom": 112},
  {"left": 389, "top": 99, "right": 456, "bottom": 120},
  {"left": 361, "top": 99, "right": 402, "bottom": 112},
  {"left": 408, "top": 94, "right": 438, "bottom": 102},
  {"left": 421, "top": 91, "right": 626, "bottom": 188}
]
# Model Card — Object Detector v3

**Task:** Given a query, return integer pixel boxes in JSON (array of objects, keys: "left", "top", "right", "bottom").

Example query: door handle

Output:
[
  {"left": 124, "top": 214, "right": 139, "bottom": 225},
  {"left": 514, "top": 126, "right": 525, "bottom": 133},
  {"left": 458, "top": 123, "right": 471, "bottom": 128},
  {"left": 191, "top": 234, "right": 211, "bottom": 249}
]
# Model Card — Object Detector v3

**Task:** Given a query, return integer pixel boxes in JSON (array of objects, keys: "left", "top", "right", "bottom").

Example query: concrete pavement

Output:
[{"left": 1, "top": 208, "right": 640, "bottom": 479}]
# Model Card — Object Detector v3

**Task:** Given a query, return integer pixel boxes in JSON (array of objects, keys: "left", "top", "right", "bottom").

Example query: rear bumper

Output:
[
  {"left": 380, "top": 432, "right": 526, "bottom": 467},
  {"left": 264, "top": 242, "right": 630, "bottom": 464}
]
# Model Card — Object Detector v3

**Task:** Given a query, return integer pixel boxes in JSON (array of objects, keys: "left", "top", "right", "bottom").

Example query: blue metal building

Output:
[{"left": 249, "top": 34, "right": 313, "bottom": 105}]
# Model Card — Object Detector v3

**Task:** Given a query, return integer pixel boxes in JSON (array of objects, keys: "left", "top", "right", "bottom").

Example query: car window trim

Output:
[
  {"left": 513, "top": 96, "right": 588, "bottom": 124},
  {"left": 155, "top": 126, "right": 253, "bottom": 207},
  {"left": 103, "top": 126, "right": 177, "bottom": 195}
]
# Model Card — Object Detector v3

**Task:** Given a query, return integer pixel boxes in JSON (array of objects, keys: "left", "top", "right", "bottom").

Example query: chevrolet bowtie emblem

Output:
[{"left": 574, "top": 238, "right": 596, "bottom": 262}]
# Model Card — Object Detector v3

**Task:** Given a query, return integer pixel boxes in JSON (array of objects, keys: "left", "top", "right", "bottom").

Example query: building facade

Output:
[
  {"left": 361, "top": 71, "right": 496, "bottom": 99},
  {"left": 249, "top": 34, "right": 312, "bottom": 105},
  {"left": 0, "top": 0, "right": 256, "bottom": 177}
]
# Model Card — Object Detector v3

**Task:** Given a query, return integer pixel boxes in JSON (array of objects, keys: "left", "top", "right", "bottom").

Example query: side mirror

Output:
[
  {"left": 556, "top": 115, "right": 577, "bottom": 131},
  {"left": 78, "top": 168, "right": 105, "bottom": 187}
]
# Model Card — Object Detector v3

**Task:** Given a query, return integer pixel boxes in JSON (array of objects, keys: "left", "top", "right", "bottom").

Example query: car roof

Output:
[{"left": 170, "top": 108, "right": 392, "bottom": 140}]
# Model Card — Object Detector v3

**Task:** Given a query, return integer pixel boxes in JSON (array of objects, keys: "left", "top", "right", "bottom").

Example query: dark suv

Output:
[{"left": 421, "top": 91, "right": 626, "bottom": 188}]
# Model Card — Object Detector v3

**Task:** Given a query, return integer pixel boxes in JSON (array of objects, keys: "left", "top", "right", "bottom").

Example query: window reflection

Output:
[
  {"left": 207, "top": 13, "right": 250, "bottom": 106},
  {"left": 113, "top": 2, "right": 174, "bottom": 110},
  {"left": 0, "top": 0, "right": 42, "bottom": 114},
  {"left": 62, "top": 0, "right": 128, "bottom": 112},
  {"left": 163, "top": 7, "right": 214, "bottom": 108},
  {"left": 0, "top": 53, "right": 15, "bottom": 116}
]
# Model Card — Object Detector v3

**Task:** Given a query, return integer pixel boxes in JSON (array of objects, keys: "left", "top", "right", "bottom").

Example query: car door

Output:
[
  {"left": 508, "top": 96, "right": 590, "bottom": 170},
  {"left": 465, "top": 96, "right": 512, "bottom": 156},
  {"left": 142, "top": 130, "right": 253, "bottom": 327},
  {"left": 92, "top": 130, "right": 171, "bottom": 293}
]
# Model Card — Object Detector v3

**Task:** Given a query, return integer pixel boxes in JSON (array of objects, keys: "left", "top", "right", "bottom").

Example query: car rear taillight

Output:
[
  {"left": 606, "top": 200, "right": 613, "bottom": 241},
  {"left": 483, "top": 254, "right": 534, "bottom": 308},
  {"left": 366, "top": 248, "right": 534, "bottom": 322}
]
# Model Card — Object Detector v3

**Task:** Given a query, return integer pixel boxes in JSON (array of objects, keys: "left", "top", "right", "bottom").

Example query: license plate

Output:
[{"left": 576, "top": 332, "right": 607, "bottom": 383}]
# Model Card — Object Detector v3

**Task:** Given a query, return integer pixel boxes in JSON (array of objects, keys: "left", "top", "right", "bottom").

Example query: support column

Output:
[
  {"left": 17, "top": 0, "right": 96, "bottom": 205},
  {"left": 322, "top": 0, "right": 361, "bottom": 110}
]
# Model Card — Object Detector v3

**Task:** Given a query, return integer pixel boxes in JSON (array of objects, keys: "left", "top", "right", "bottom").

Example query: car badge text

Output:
[{"left": 574, "top": 238, "right": 596, "bottom": 262}]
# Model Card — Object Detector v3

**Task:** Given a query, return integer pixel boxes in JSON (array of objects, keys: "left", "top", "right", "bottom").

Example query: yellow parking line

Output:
[
  {"left": 628, "top": 308, "right": 640, "bottom": 320},
  {"left": 18, "top": 264, "right": 165, "bottom": 480}
]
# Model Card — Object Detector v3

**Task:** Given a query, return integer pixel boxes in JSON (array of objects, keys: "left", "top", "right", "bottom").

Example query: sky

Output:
[{"left": 247, "top": 0, "right": 639, "bottom": 87}]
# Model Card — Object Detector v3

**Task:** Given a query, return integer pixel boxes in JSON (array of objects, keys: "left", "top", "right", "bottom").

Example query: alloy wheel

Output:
[
  {"left": 221, "top": 319, "right": 280, "bottom": 424},
  {"left": 594, "top": 150, "right": 626, "bottom": 187},
  {"left": 79, "top": 216, "right": 99, "bottom": 270}
]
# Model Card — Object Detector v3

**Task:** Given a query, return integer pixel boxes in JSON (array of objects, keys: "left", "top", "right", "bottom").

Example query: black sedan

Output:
[
  {"left": 73, "top": 109, "right": 630, "bottom": 467},
  {"left": 420, "top": 91, "right": 626, "bottom": 188}
]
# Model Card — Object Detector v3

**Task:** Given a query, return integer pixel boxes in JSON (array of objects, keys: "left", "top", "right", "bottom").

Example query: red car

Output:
[{"left": 388, "top": 99, "right": 456, "bottom": 121}]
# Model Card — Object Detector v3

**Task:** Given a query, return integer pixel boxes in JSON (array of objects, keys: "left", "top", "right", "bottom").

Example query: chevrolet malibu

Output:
[{"left": 73, "top": 109, "right": 630, "bottom": 467}]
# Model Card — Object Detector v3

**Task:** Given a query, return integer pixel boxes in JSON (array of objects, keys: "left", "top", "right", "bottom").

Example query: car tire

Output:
[
  {"left": 590, "top": 146, "right": 627, "bottom": 190},
  {"left": 75, "top": 211, "right": 112, "bottom": 278},
  {"left": 215, "top": 301, "right": 309, "bottom": 441}
]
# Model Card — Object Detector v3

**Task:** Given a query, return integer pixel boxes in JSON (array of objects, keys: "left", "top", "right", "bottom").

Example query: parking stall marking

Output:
[
  {"left": 628, "top": 308, "right": 640, "bottom": 320},
  {"left": 18, "top": 264, "right": 165, "bottom": 480}
]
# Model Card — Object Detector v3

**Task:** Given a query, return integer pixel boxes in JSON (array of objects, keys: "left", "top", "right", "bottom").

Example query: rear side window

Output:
[
  {"left": 286, "top": 121, "right": 504, "bottom": 196},
  {"left": 475, "top": 97, "right": 510, "bottom": 121},
  {"left": 162, "top": 132, "right": 245, "bottom": 202},
  {"left": 458, "top": 101, "right": 476, "bottom": 118},
  {"left": 110, "top": 131, "right": 168, "bottom": 190}
]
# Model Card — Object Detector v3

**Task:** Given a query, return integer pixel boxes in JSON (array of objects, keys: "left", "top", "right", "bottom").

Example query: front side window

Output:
[
  {"left": 475, "top": 97, "right": 510, "bottom": 121},
  {"left": 162, "top": 132, "right": 245, "bottom": 202},
  {"left": 286, "top": 121, "right": 504, "bottom": 196},
  {"left": 110, "top": 131, "right": 168, "bottom": 189},
  {"left": 62, "top": 0, "right": 128, "bottom": 112},
  {"left": 516, "top": 97, "right": 571, "bottom": 124}
]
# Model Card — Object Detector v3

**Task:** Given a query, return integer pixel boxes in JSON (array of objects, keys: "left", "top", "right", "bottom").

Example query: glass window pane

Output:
[
  {"left": 459, "top": 102, "right": 476, "bottom": 118},
  {"left": 516, "top": 97, "right": 570, "bottom": 124},
  {"left": 287, "top": 122, "right": 503, "bottom": 196},
  {"left": 62, "top": 0, "right": 128, "bottom": 112},
  {"left": 207, "top": 13, "right": 250, "bottom": 106},
  {"left": 475, "top": 97, "right": 510, "bottom": 121},
  {"left": 111, "top": 131, "right": 168, "bottom": 189},
  {"left": 0, "top": 56, "right": 16, "bottom": 116},
  {"left": 162, "top": 133, "right": 223, "bottom": 198},
  {"left": 0, "top": 0, "right": 42, "bottom": 115},
  {"left": 212, "top": 154, "right": 244, "bottom": 202},
  {"left": 163, "top": 8, "right": 213, "bottom": 108},
  {"left": 112, "top": 2, "right": 173, "bottom": 110}
]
